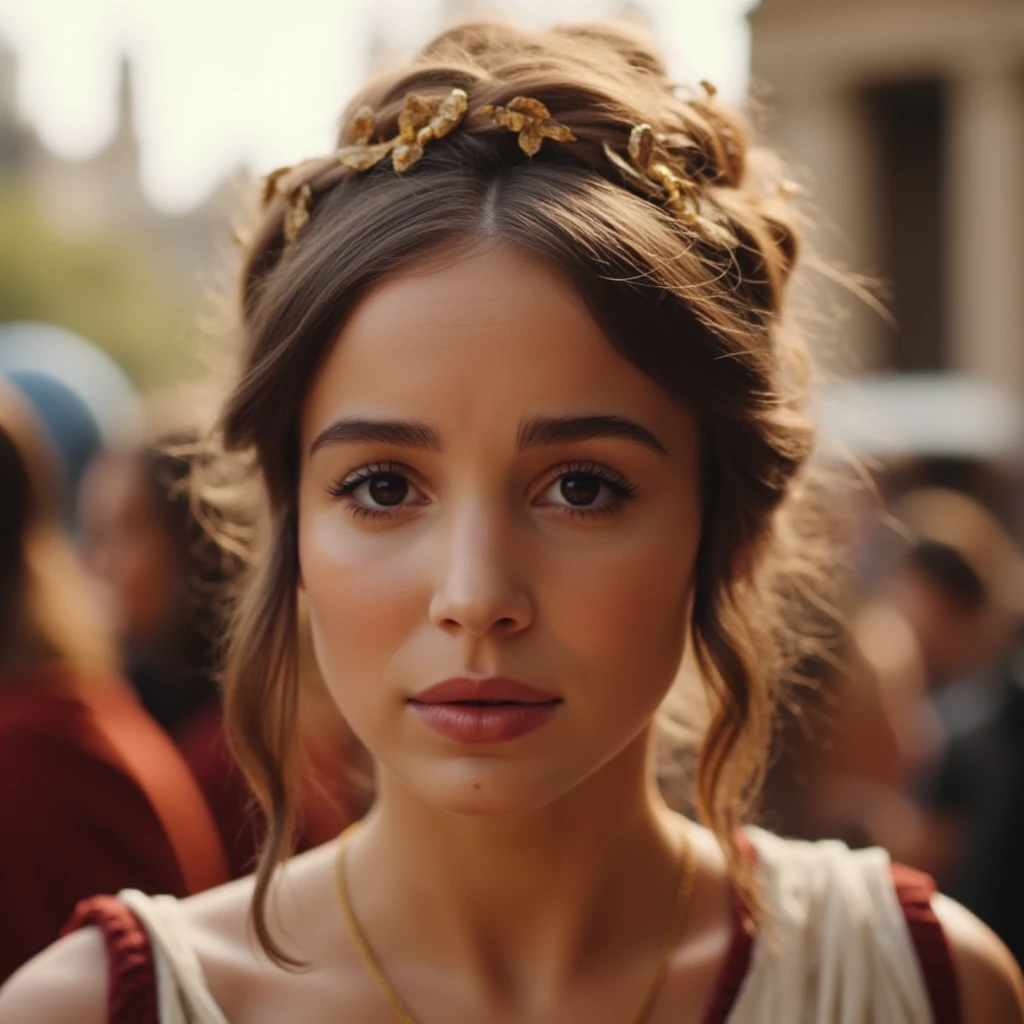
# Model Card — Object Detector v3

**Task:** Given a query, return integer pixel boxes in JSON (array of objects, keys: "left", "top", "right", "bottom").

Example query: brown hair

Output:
[
  {"left": 218, "top": 20, "right": 826, "bottom": 962},
  {"left": 0, "top": 382, "right": 116, "bottom": 677}
]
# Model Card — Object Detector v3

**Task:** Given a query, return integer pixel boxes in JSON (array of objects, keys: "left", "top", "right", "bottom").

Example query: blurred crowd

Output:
[
  {"left": 760, "top": 461, "right": 1024, "bottom": 969},
  {"left": 0, "top": 326, "right": 371, "bottom": 979},
  {"left": 1, "top": 322, "right": 1024, "bottom": 980}
]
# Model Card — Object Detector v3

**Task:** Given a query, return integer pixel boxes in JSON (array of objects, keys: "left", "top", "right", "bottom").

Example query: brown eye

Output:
[
  {"left": 560, "top": 472, "right": 601, "bottom": 506},
  {"left": 534, "top": 462, "right": 638, "bottom": 517},
  {"left": 368, "top": 473, "right": 409, "bottom": 506},
  {"left": 330, "top": 463, "right": 427, "bottom": 517}
]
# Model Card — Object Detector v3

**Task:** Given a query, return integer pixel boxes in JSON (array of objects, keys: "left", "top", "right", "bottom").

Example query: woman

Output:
[
  {"left": 0, "top": 382, "right": 227, "bottom": 980},
  {"left": 3, "top": 20, "right": 1022, "bottom": 1022}
]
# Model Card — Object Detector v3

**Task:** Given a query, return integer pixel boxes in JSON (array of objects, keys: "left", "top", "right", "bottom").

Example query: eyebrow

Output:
[
  {"left": 309, "top": 414, "right": 667, "bottom": 456},
  {"left": 309, "top": 419, "right": 442, "bottom": 455},
  {"left": 516, "top": 415, "right": 667, "bottom": 455}
]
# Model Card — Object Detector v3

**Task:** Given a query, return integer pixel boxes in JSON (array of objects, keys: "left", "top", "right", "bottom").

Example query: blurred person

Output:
[
  {"left": 881, "top": 488, "right": 1024, "bottom": 957},
  {"left": 0, "top": 382, "right": 228, "bottom": 981},
  {"left": 78, "top": 433, "right": 229, "bottom": 734},
  {"left": 79, "top": 429, "right": 368, "bottom": 877},
  {"left": 0, "top": 321, "right": 142, "bottom": 528},
  {"left": 761, "top": 600, "right": 941, "bottom": 848},
  {"left": 3, "top": 20, "right": 1022, "bottom": 1023},
  {"left": 883, "top": 488, "right": 1020, "bottom": 695}
]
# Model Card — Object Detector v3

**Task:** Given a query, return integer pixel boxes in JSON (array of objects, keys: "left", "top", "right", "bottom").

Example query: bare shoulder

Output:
[
  {"left": 932, "top": 893, "right": 1024, "bottom": 1023},
  {"left": 0, "top": 928, "right": 107, "bottom": 1024},
  {"left": 177, "top": 842, "right": 343, "bottom": 1017}
]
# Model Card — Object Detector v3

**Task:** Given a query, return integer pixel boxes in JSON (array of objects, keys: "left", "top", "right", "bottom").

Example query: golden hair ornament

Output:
[
  {"left": 336, "top": 88, "right": 469, "bottom": 174},
  {"left": 258, "top": 164, "right": 317, "bottom": 248},
  {"left": 476, "top": 96, "right": 576, "bottom": 156},
  {"left": 604, "top": 123, "right": 700, "bottom": 224},
  {"left": 604, "top": 123, "right": 736, "bottom": 246},
  {"left": 282, "top": 182, "right": 312, "bottom": 244}
]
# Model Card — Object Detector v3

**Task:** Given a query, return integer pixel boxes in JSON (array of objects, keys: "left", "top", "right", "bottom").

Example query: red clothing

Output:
[
  {"left": 67, "top": 860, "right": 959, "bottom": 1024},
  {"left": 0, "top": 670, "right": 228, "bottom": 980},
  {"left": 176, "top": 698, "right": 367, "bottom": 879}
]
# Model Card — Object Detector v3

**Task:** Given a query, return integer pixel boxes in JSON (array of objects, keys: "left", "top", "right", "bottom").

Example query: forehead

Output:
[{"left": 302, "top": 242, "right": 688, "bottom": 446}]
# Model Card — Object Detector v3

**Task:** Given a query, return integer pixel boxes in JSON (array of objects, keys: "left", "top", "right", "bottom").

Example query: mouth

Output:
[{"left": 408, "top": 677, "right": 562, "bottom": 743}]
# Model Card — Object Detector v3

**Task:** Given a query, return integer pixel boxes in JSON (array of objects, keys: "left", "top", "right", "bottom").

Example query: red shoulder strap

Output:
[
  {"left": 701, "top": 895, "right": 755, "bottom": 1024},
  {"left": 701, "top": 831, "right": 757, "bottom": 1024},
  {"left": 890, "top": 862, "right": 962, "bottom": 1024},
  {"left": 62, "top": 895, "right": 159, "bottom": 1024}
]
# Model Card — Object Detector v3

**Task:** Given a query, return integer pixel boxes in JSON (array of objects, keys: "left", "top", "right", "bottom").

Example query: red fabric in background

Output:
[
  {"left": 176, "top": 698, "right": 368, "bottom": 879},
  {"left": 0, "top": 670, "right": 227, "bottom": 980}
]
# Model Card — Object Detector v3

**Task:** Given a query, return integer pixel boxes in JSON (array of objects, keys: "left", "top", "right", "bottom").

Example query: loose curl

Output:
[{"left": 217, "top": 20, "right": 827, "bottom": 964}]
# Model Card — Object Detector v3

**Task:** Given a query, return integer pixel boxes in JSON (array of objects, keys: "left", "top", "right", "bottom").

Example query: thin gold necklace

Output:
[{"left": 333, "top": 822, "right": 697, "bottom": 1024}]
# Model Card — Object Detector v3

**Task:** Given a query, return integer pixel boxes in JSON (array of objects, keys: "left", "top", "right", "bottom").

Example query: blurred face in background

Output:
[
  {"left": 883, "top": 564, "right": 988, "bottom": 687},
  {"left": 77, "top": 451, "right": 180, "bottom": 645}
]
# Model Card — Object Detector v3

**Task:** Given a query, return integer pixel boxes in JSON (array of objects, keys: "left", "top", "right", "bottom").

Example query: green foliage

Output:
[{"left": 0, "top": 179, "right": 203, "bottom": 387}]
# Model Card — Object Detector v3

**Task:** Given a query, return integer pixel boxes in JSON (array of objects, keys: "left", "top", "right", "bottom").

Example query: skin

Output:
[{"left": 2, "top": 242, "right": 1022, "bottom": 1023}]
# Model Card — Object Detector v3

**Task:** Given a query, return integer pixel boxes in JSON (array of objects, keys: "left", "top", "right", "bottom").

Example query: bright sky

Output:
[{"left": 0, "top": 0, "right": 756, "bottom": 213}]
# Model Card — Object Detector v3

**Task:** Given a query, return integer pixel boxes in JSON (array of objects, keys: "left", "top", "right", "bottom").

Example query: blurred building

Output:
[
  {"left": 750, "top": 0, "right": 1024, "bottom": 395},
  {"left": 0, "top": 42, "right": 240, "bottom": 296}
]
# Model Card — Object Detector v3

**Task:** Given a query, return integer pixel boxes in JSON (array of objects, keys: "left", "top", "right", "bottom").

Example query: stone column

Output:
[
  {"left": 767, "top": 84, "right": 886, "bottom": 376},
  {"left": 946, "top": 61, "right": 1024, "bottom": 395}
]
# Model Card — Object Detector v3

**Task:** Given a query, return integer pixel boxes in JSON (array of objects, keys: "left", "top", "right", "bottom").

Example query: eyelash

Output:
[
  {"left": 327, "top": 461, "right": 409, "bottom": 521},
  {"left": 544, "top": 461, "right": 638, "bottom": 519},
  {"left": 326, "top": 460, "right": 638, "bottom": 521}
]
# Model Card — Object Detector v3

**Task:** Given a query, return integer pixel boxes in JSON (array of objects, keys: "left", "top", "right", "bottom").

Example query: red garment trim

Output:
[
  {"left": 701, "top": 892, "right": 755, "bottom": 1024},
  {"left": 700, "top": 839, "right": 962, "bottom": 1024},
  {"left": 55, "top": 858, "right": 960, "bottom": 1024},
  {"left": 890, "top": 862, "right": 962, "bottom": 1024},
  {"left": 62, "top": 895, "right": 159, "bottom": 1024},
  {"left": 700, "top": 830, "right": 757, "bottom": 1024}
]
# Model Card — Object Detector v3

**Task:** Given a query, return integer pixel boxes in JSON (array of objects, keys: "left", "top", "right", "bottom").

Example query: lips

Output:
[{"left": 408, "top": 676, "right": 562, "bottom": 743}]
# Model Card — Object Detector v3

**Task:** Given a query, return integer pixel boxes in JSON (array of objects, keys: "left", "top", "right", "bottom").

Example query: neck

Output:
[{"left": 344, "top": 729, "right": 687, "bottom": 1003}]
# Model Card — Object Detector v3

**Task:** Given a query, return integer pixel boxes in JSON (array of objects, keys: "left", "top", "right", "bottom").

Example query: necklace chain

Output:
[{"left": 333, "top": 822, "right": 697, "bottom": 1024}]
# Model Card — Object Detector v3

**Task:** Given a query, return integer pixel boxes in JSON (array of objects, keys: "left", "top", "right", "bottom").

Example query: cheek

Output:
[
  {"left": 542, "top": 519, "right": 698, "bottom": 698},
  {"left": 299, "top": 507, "right": 425, "bottom": 689}
]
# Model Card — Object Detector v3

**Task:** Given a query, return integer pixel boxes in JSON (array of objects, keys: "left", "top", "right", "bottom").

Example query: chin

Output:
[{"left": 395, "top": 755, "right": 580, "bottom": 818}]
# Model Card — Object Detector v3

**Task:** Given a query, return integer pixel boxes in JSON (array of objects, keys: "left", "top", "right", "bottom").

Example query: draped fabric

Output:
[
  {"left": 726, "top": 828, "right": 955, "bottom": 1024},
  {"left": 67, "top": 830, "right": 959, "bottom": 1024}
]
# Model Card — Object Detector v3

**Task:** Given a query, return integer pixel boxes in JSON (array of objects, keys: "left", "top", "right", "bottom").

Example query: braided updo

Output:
[{"left": 220, "top": 19, "right": 825, "bottom": 963}]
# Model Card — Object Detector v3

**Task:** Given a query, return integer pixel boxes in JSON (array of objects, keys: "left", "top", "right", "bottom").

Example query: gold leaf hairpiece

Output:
[
  {"left": 476, "top": 96, "right": 575, "bottom": 157},
  {"left": 283, "top": 182, "right": 312, "bottom": 244},
  {"left": 603, "top": 123, "right": 737, "bottom": 246},
  {"left": 258, "top": 165, "right": 316, "bottom": 248},
  {"left": 262, "top": 85, "right": 735, "bottom": 252},
  {"left": 265, "top": 88, "right": 469, "bottom": 250},
  {"left": 336, "top": 88, "right": 469, "bottom": 175},
  {"left": 604, "top": 123, "right": 699, "bottom": 224}
]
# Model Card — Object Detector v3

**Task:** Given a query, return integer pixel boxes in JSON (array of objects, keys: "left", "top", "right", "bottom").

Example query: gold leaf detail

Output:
[
  {"left": 430, "top": 88, "right": 469, "bottom": 138},
  {"left": 628, "top": 124, "right": 655, "bottom": 171},
  {"left": 283, "top": 183, "right": 312, "bottom": 244},
  {"left": 506, "top": 96, "right": 552, "bottom": 120},
  {"left": 260, "top": 166, "right": 292, "bottom": 207},
  {"left": 337, "top": 141, "right": 395, "bottom": 171},
  {"left": 392, "top": 141, "right": 424, "bottom": 173},
  {"left": 398, "top": 94, "right": 434, "bottom": 142},
  {"left": 351, "top": 106, "right": 376, "bottom": 145},
  {"left": 476, "top": 96, "right": 575, "bottom": 157}
]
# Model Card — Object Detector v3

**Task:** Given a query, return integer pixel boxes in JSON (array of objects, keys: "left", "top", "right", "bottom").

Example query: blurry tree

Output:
[{"left": 0, "top": 180, "right": 204, "bottom": 387}]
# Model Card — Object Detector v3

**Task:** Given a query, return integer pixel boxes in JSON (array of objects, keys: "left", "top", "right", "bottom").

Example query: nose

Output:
[{"left": 428, "top": 504, "right": 533, "bottom": 639}]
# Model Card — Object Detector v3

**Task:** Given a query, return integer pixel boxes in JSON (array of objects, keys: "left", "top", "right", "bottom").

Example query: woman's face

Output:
[
  {"left": 299, "top": 242, "right": 702, "bottom": 816},
  {"left": 78, "top": 453, "right": 180, "bottom": 645}
]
